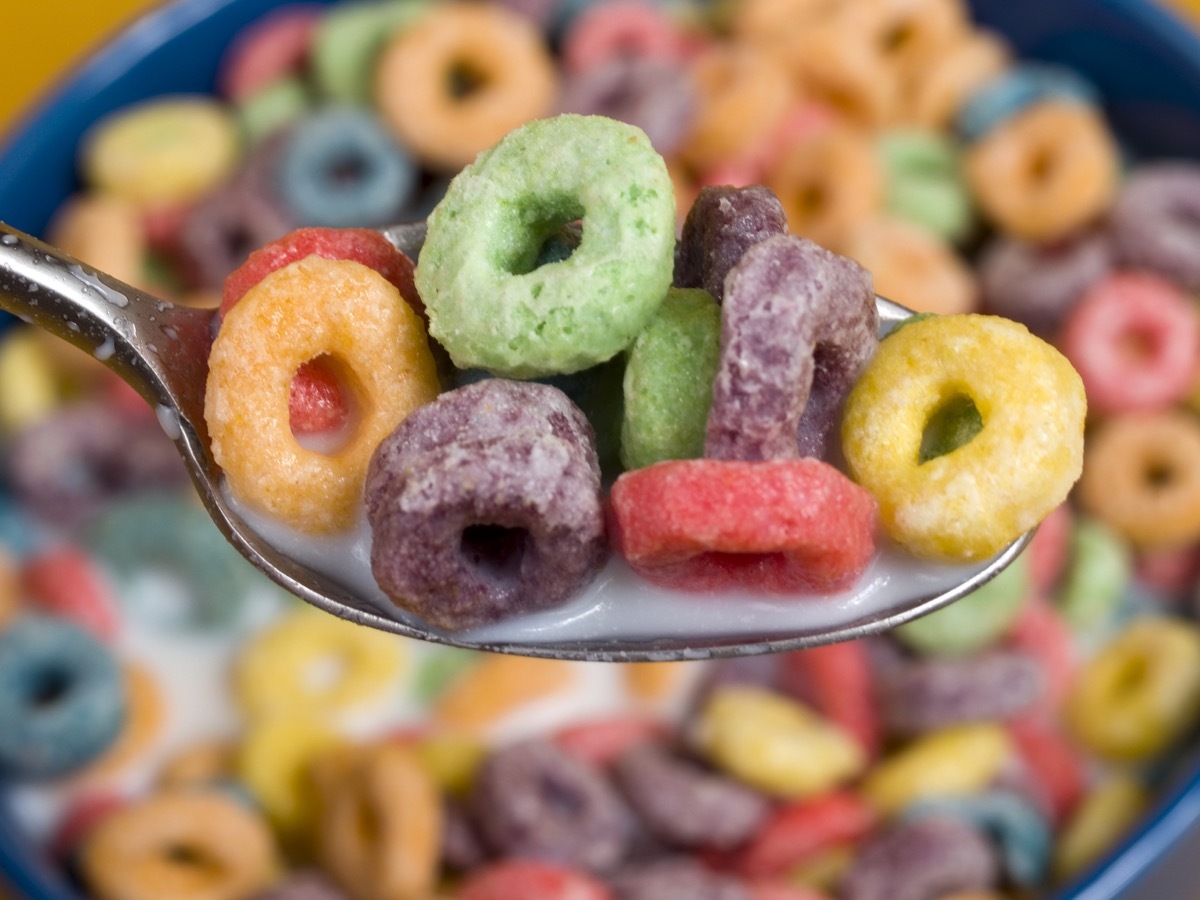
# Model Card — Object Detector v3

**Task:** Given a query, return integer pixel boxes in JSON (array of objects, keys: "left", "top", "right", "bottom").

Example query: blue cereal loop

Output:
[
  {"left": 905, "top": 789, "right": 1053, "bottom": 887},
  {"left": 957, "top": 63, "right": 1102, "bottom": 143},
  {"left": 277, "top": 106, "right": 418, "bottom": 228},
  {"left": 0, "top": 616, "right": 126, "bottom": 778}
]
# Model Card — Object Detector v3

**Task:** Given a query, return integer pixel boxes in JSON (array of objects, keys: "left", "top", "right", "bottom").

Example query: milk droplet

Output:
[
  {"left": 94, "top": 337, "right": 115, "bottom": 361},
  {"left": 69, "top": 264, "right": 129, "bottom": 308},
  {"left": 0, "top": 234, "right": 16, "bottom": 246},
  {"left": 156, "top": 404, "right": 182, "bottom": 441}
]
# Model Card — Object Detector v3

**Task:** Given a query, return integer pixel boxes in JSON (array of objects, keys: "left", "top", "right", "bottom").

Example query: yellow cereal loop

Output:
[
  {"left": 1065, "top": 617, "right": 1200, "bottom": 763},
  {"left": 841, "top": 314, "right": 1086, "bottom": 561},
  {"left": 862, "top": 723, "right": 1012, "bottom": 816},
  {"left": 237, "top": 711, "right": 343, "bottom": 837},
  {"left": 81, "top": 97, "right": 241, "bottom": 207},
  {"left": 0, "top": 329, "right": 60, "bottom": 435},
  {"left": 433, "top": 654, "right": 576, "bottom": 731},
  {"left": 235, "top": 607, "right": 406, "bottom": 719},
  {"left": 0, "top": 548, "right": 19, "bottom": 631},
  {"left": 691, "top": 686, "right": 866, "bottom": 798},
  {"left": 1053, "top": 774, "right": 1148, "bottom": 882},
  {"left": 205, "top": 256, "right": 440, "bottom": 533}
]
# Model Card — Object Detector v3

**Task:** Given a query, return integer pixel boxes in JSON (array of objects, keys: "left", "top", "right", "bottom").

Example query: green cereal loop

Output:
[
  {"left": 86, "top": 494, "right": 278, "bottom": 630},
  {"left": 879, "top": 129, "right": 973, "bottom": 243},
  {"left": 1058, "top": 517, "right": 1131, "bottom": 632},
  {"left": 621, "top": 287, "right": 721, "bottom": 470},
  {"left": 895, "top": 552, "right": 1030, "bottom": 657},
  {"left": 417, "top": 115, "right": 677, "bottom": 378},
  {"left": 237, "top": 77, "right": 310, "bottom": 145},
  {"left": 312, "top": 0, "right": 432, "bottom": 105}
]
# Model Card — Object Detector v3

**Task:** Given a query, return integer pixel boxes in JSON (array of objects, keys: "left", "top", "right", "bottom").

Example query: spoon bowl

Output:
[{"left": 0, "top": 220, "right": 1029, "bottom": 661}]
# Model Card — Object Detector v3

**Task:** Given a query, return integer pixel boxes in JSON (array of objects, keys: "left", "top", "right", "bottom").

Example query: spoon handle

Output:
[{"left": 0, "top": 222, "right": 215, "bottom": 426}]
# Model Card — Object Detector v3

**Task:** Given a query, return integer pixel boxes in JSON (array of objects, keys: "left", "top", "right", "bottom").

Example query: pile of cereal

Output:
[{"left": 3, "top": 0, "right": 1200, "bottom": 898}]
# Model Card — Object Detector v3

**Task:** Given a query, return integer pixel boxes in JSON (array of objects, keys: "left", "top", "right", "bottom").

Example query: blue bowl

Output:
[{"left": 4, "top": 0, "right": 1200, "bottom": 897}]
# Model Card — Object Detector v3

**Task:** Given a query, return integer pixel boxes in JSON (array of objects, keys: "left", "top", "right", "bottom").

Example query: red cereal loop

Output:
[
  {"left": 778, "top": 641, "right": 881, "bottom": 757},
  {"left": 217, "top": 5, "right": 322, "bottom": 101},
  {"left": 748, "top": 884, "right": 833, "bottom": 900},
  {"left": 219, "top": 226, "right": 419, "bottom": 320},
  {"left": 732, "top": 791, "right": 878, "bottom": 879},
  {"left": 1007, "top": 718, "right": 1087, "bottom": 825},
  {"left": 21, "top": 546, "right": 120, "bottom": 641},
  {"left": 1008, "top": 598, "right": 1076, "bottom": 719},
  {"left": 1060, "top": 271, "right": 1200, "bottom": 415},
  {"left": 458, "top": 860, "right": 614, "bottom": 900},
  {"left": 561, "top": 0, "right": 688, "bottom": 76},
  {"left": 553, "top": 716, "right": 669, "bottom": 768},
  {"left": 219, "top": 227, "right": 421, "bottom": 436},
  {"left": 609, "top": 458, "right": 877, "bottom": 593},
  {"left": 1135, "top": 544, "right": 1200, "bottom": 596}
]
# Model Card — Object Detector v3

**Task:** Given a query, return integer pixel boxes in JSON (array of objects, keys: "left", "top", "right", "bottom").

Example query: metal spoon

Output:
[{"left": 0, "top": 221, "right": 1028, "bottom": 662}]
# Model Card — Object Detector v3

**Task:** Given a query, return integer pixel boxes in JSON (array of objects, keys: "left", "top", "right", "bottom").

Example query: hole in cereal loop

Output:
[
  {"left": 502, "top": 198, "right": 586, "bottom": 276},
  {"left": 289, "top": 354, "right": 364, "bottom": 452},
  {"left": 448, "top": 59, "right": 490, "bottom": 100},
  {"left": 461, "top": 524, "right": 530, "bottom": 586},
  {"left": 919, "top": 393, "right": 983, "bottom": 464},
  {"left": 27, "top": 667, "right": 74, "bottom": 711}
]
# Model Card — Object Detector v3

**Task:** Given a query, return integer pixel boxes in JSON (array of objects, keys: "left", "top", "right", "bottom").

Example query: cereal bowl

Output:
[{"left": 4, "top": 0, "right": 1200, "bottom": 898}]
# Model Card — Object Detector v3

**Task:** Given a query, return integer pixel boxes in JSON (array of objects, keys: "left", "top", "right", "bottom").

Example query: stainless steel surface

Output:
[{"left": 0, "top": 220, "right": 1029, "bottom": 661}]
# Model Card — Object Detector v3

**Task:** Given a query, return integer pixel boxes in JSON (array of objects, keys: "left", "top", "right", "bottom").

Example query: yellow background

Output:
[{"left": 3, "top": 0, "right": 1200, "bottom": 134}]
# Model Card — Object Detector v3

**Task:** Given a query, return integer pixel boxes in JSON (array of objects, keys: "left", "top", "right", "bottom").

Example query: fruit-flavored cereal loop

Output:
[
  {"left": 205, "top": 255, "right": 440, "bottom": 533},
  {"left": 366, "top": 379, "right": 607, "bottom": 631},
  {"left": 1110, "top": 162, "right": 1200, "bottom": 291},
  {"left": 375, "top": 1, "right": 557, "bottom": 171},
  {"left": 235, "top": 607, "right": 406, "bottom": 719},
  {"left": 611, "top": 458, "right": 877, "bottom": 593},
  {"left": 1065, "top": 616, "right": 1200, "bottom": 763},
  {"left": 842, "top": 314, "right": 1086, "bottom": 561},
  {"left": 964, "top": 100, "right": 1119, "bottom": 242},
  {"left": 1077, "top": 409, "right": 1200, "bottom": 548},
  {"left": 1060, "top": 271, "right": 1200, "bottom": 415},
  {"left": 79, "top": 789, "right": 278, "bottom": 900},
  {"left": 416, "top": 114, "right": 675, "bottom": 378},
  {"left": 80, "top": 98, "right": 242, "bottom": 208}
]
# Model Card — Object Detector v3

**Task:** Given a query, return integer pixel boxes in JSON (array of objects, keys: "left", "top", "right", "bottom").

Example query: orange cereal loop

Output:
[
  {"left": 965, "top": 100, "right": 1120, "bottom": 242},
  {"left": 78, "top": 663, "right": 165, "bottom": 783},
  {"left": 766, "top": 124, "right": 884, "bottom": 252},
  {"left": 681, "top": 45, "right": 794, "bottom": 173},
  {"left": 79, "top": 789, "right": 277, "bottom": 900},
  {"left": 434, "top": 655, "right": 576, "bottom": 731},
  {"left": 731, "top": 0, "right": 849, "bottom": 42},
  {"left": 768, "top": 16, "right": 897, "bottom": 128},
  {"left": 1078, "top": 410, "right": 1200, "bottom": 548},
  {"left": 845, "top": 217, "right": 978, "bottom": 314},
  {"left": 48, "top": 194, "right": 146, "bottom": 290},
  {"left": 623, "top": 661, "right": 692, "bottom": 703},
  {"left": 864, "top": 0, "right": 969, "bottom": 81},
  {"left": 316, "top": 742, "right": 443, "bottom": 900},
  {"left": 156, "top": 740, "right": 236, "bottom": 788},
  {"left": 375, "top": 2, "right": 556, "bottom": 171},
  {"left": 904, "top": 29, "right": 1011, "bottom": 128},
  {"left": 205, "top": 256, "right": 440, "bottom": 534}
]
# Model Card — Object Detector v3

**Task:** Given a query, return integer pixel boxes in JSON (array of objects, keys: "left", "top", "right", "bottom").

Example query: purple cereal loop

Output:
[
  {"left": 675, "top": 185, "right": 789, "bottom": 303},
  {"left": 841, "top": 815, "right": 1001, "bottom": 900},
  {"left": 880, "top": 650, "right": 1045, "bottom": 739},
  {"left": 705, "top": 234, "right": 877, "bottom": 461},
  {"left": 366, "top": 380, "right": 607, "bottom": 631},
  {"left": 442, "top": 798, "right": 490, "bottom": 871},
  {"left": 469, "top": 739, "right": 635, "bottom": 872},
  {"left": 608, "top": 858, "right": 749, "bottom": 900},
  {"left": 251, "top": 870, "right": 348, "bottom": 900},
  {"left": 978, "top": 231, "right": 1111, "bottom": 339},
  {"left": 175, "top": 183, "right": 293, "bottom": 290},
  {"left": 556, "top": 57, "right": 698, "bottom": 158},
  {"left": 612, "top": 743, "right": 769, "bottom": 850},
  {"left": 1111, "top": 162, "right": 1200, "bottom": 291}
]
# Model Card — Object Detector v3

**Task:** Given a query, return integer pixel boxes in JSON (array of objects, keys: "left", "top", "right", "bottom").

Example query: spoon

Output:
[{"left": 0, "top": 220, "right": 1029, "bottom": 662}]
